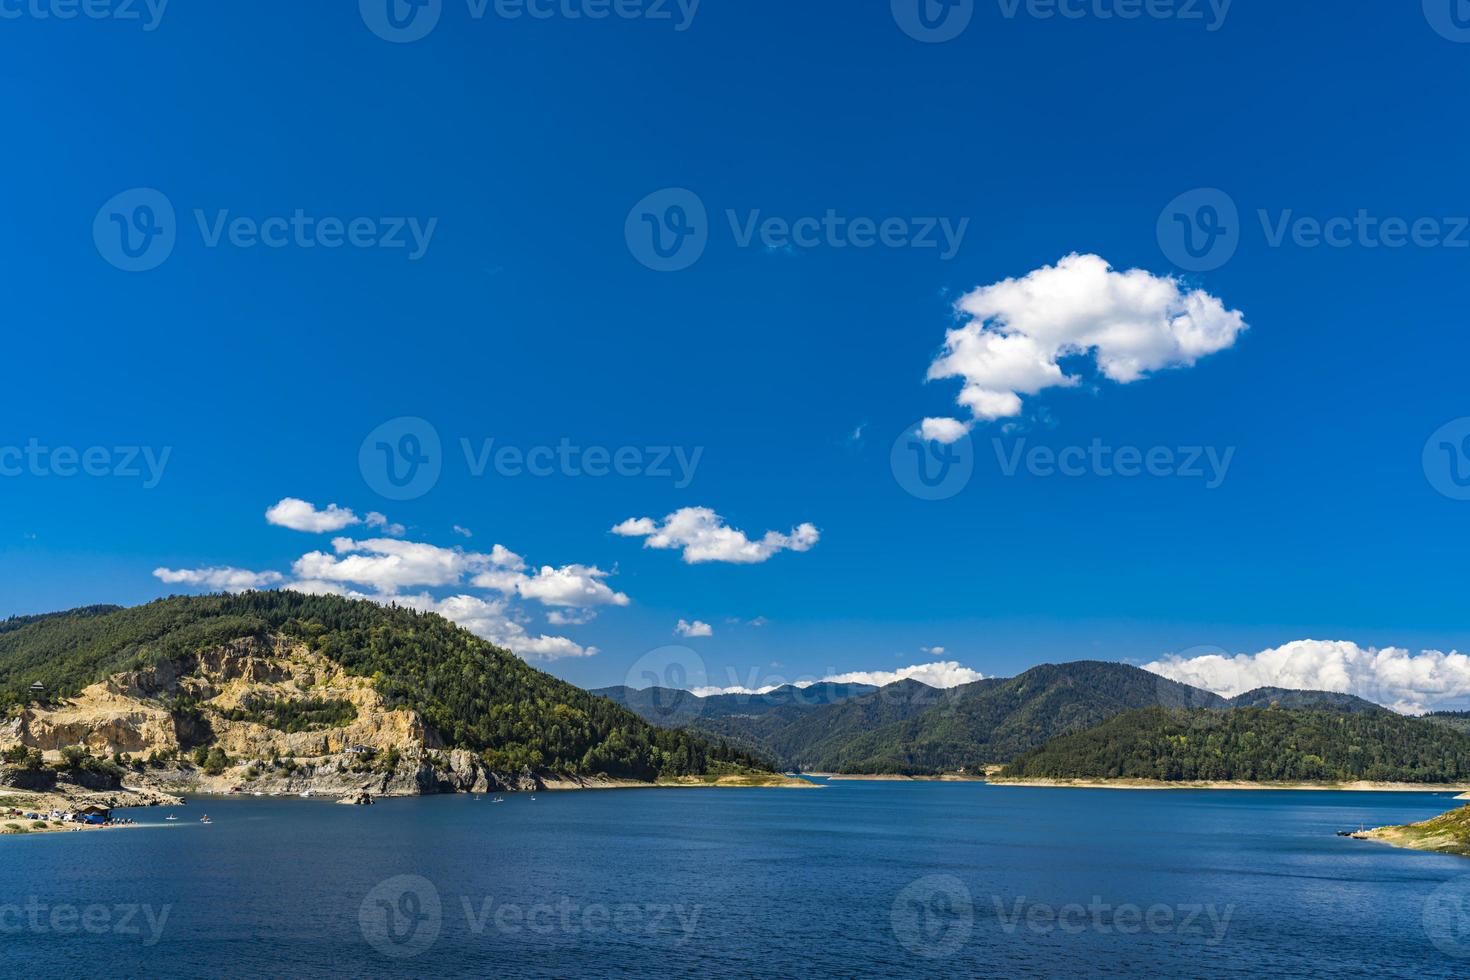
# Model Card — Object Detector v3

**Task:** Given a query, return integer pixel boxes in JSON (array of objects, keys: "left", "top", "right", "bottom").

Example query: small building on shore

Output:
[{"left": 76, "top": 805, "right": 111, "bottom": 825}]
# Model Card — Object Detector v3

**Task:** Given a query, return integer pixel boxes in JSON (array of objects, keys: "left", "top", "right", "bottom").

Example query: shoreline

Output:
[
  {"left": 986, "top": 778, "right": 1470, "bottom": 792},
  {"left": 806, "top": 773, "right": 981, "bottom": 782}
]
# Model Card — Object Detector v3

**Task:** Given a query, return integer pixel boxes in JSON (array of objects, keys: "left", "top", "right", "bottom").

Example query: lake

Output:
[{"left": 7, "top": 781, "right": 1470, "bottom": 977}]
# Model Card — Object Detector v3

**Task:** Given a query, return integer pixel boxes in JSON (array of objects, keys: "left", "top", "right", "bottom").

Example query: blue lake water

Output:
[{"left": 7, "top": 781, "right": 1470, "bottom": 977}]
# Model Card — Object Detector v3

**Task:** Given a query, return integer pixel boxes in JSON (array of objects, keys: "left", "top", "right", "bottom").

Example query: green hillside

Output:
[
  {"left": 1001, "top": 706, "right": 1470, "bottom": 783},
  {"left": 0, "top": 593, "right": 766, "bottom": 781}
]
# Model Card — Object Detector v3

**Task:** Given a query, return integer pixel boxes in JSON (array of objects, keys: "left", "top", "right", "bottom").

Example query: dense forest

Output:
[
  {"left": 1001, "top": 706, "right": 1470, "bottom": 783},
  {"left": 0, "top": 593, "right": 767, "bottom": 781},
  {"left": 604, "top": 662, "right": 1233, "bottom": 775}
]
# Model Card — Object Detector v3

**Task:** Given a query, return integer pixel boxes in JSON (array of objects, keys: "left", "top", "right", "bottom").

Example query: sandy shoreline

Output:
[{"left": 987, "top": 778, "right": 1470, "bottom": 792}]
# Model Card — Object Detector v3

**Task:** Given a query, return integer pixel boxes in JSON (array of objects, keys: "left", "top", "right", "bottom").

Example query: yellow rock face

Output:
[{"left": 2, "top": 634, "right": 434, "bottom": 763}]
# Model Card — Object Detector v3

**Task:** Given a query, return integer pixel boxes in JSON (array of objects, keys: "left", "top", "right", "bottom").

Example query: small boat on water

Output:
[
  {"left": 199, "top": 815, "right": 212, "bottom": 824},
  {"left": 165, "top": 814, "right": 178, "bottom": 822},
  {"left": 492, "top": 796, "right": 503, "bottom": 804},
  {"left": 299, "top": 790, "right": 314, "bottom": 798}
]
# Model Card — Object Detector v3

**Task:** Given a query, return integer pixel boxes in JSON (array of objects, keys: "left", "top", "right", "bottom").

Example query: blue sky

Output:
[{"left": 3, "top": 3, "right": 1470, "bottom": 706}]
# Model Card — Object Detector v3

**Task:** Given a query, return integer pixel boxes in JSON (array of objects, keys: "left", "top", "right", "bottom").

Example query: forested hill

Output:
[
  {"left": 0, "top": 593, "right": 767, "bottom": 781},
  {"left": 1000, "top": 707, "right": 1470, "bottom": 783}
]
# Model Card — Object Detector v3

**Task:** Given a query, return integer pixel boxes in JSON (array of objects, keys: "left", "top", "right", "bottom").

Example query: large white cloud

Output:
[
  {"left": 392, "top": 593, "right": 597, "bottom": 661},
  {"left": 293, "top": 537, "right": 479, "bottom": 593},
  {"left": 488, "top": 564, "right": 630, "bottom": 609},
  {"left": 154, "top": 566, "right": 284, "bottom": 592},
  {"left": 612, "top": 507, "right": 819, "bottom": 564},
  {"left": 1145, "top": 640, "right": 1470, "bottom": 714},
  {"left": 265, "top": 497, "right": 363, "bottom": 533},
  {"left": 927, "top": 253, "right": 1247, "bottom": 422}
]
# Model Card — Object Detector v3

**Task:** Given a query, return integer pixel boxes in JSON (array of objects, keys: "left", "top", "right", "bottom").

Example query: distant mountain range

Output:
[{"left": 596, "top": 662, "right": 1396, "bottom": 775}]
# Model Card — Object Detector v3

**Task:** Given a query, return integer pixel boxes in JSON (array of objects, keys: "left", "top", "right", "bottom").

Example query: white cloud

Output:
[
  {"left": 516, "top": 565, "right": 630, "bottom": 608},
  {"left": 920, "top": 418, "right": 971, "bottom": 445},
  {"left": 547, "top": 608, "right": 598, "bottom": 626},
  {"left": 612, "top": 507, "right": 819, "bottom": 564},
  {"left": 821, "top": 661, "right": 984, "bottom": 690},
  {"left": 293, "top": 537, "right": 480, "bottom": 593},
  {"left": 391, "top": 593, "right": 598, "bottom": 661},
  {"left": 153, "top": 566, "right": 284, "bottom": 592},
  {"left": 689, "top": 661, "right": 984, "bottom": 696},
  {"left": 921, "top": 645, "right": 946, "bottom": 655},
  {"left": 453, "top": 525, "right": 474, "bottom": 538},
  {"left": 265, "top": 497, "right": 361, "bottom": 533},
  {"left": 675, "top": 619, "right": 713, "bottom": 638},
  {"left": 365, "top": 512, "right": 406, "bottom": 537},
  {"left": 1144, "top": 639, "right": 1470, "bottom": 714},
  {"left": 928, "top": 253, "right": 1247, "bottom": 422},
  {"left": 164, "top": 499, "right": 632, "bottom": 662}
]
